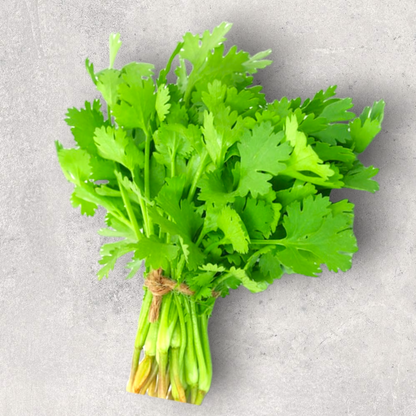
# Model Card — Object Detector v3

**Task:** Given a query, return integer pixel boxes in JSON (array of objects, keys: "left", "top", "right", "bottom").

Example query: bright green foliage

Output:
[
  {"left": 237, "top": 122, "right": 291, "bottom": 198},
  {"left": 94, "top": 125, "right": 144, "bottom": 170},
  {"left": 56, "top": 23, "right": 384, "bottom": 302},
  {"left": 275, "top": 195, "right": 357, "bottom": 276},
  {"left": 349, "top": 100, "right": 385, "bottom": 153}
]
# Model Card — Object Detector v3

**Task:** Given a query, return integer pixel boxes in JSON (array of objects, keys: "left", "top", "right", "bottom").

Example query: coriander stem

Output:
[
  {"left": 170, "top": 149, "right": 177, "bottom": 178},
  {"left": 195, "top": 225, "right": 206, "bottom": 247},
  {"left": 190, "top": 300, "right": 208, "bottom": 392},
  {"left": 138, "top": 197, "right": 151, "bottom": 237},
  {"left": 203, "top": 238, "right": 225, "bottom": 255},
  {"left": 116, "top": 171, "right": 142, "bottom": 241},
  {"left": 174, "top": 294, "right": 187, "bottom": 373},
  {"left": 134, "top": 289, "right": 153, "bottom": 350},
  {"left": 176, "top": 255, "right": 185, "bottom": 281},
  {"left": 199, "top": 310, "right": 212, "bottom": 390},
  {"left": 250, "top": 239, "right": 285, "bottom": 246},
  {"left": 244, "top": 246, "right": 275, "bottom": 270},
  {"left": 126, "top": 294, "right": 148, "bottom": 390},
  {"left": 113, "top": 210, "right": 134, "bottom": 230},
  {"left": 143, "top": 129, "right": 154, "bottom": 235},
  {"left": 183, "top": 297, "right": 198, "bottom": 389},
  {"left": 187, "top": 152, "right": 209, "bottom": 202},
  {"left": 107, "top": 104, "right": 112, "bottom": 123}
]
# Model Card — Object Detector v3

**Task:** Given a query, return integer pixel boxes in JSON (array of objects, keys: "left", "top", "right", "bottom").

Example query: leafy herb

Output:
[{"left": 56, "top": 23, "right": 384, "bottom": 405}]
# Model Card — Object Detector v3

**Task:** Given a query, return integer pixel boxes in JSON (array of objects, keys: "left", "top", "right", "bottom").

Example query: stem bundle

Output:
[{"left": 126, "top": 287, "right": 213, "bottom": 405}]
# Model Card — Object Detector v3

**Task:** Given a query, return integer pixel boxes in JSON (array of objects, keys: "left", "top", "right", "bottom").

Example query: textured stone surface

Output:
[{"left": 1, "top": 1, "right": 416, "bottom": 415}]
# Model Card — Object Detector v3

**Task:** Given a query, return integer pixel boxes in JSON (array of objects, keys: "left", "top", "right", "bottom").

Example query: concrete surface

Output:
[{"left": 1, "top": 0, "right": 416, "bottom": 415}]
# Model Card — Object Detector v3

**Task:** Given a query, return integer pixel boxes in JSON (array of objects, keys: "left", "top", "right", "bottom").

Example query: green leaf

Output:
[
  {"left": 109, "top": 33, "right": 122, "bottom": 69},
  {"left": 199, "top": 263, "right": 226, "bottom": 272},
  {"left": 301, "top": 85, "right": 338, "bottom": 115},
  {"left": 149, "top": 178, "right": 205, "bottom": 270},
  {"left": 136, "top": 235, "right": 179, "bottom": 270},
  {"left": 55, "top": 142, "right": 91, "bottom": 186},
  {"left": 280, "top": 115, "right": 338, "bottom": 186},
  {"left": 65, "top": 100, "right": 105, "bottom": 154},
  {"left": 319, "top": 98, "right": 355, "bottom": 122},
  {"left": 313, "top": 142, "right": 356, "bottom": 165},
  {"left": 350, "top": 100, "right": 385, "bottom": 153},
  {"left": 96, "top": 69, "right": 122, "bottom": 108},
  {"left": 112, "top": 65, "right": 156, "bottom": 130},
  {"left": 236, "top": 197, "right": 281, "bottom": 239},
  {"left": 94, "top": 126, "right": 144, "bottom": 171},
  {"left": 98, "top": 240, "right": 137, "bottom": 280},
  {"left": 298, "top": 114, "right": 327, "bottom": 135},
  {"left": 225, "top": 85, "right": 266, "bottom": 116},
  {"left": 243, "top": 49, "right": 273, "bottom": 74},
  {"left": 85, "top": 58, "right": 97, "bottom": 85},
  {"left": 154, "top": 123, "right": 193, "bottom": 168},
  {"left": 342, "top": 161, "right": 379, "bottom": 193},
  {"left": 275, "top": 180, "right": 317, "bottom": 208},
  {"left": 198, "top": 169, "right": 237, "bottom": 204},
  {"left": 70, "top": 189, "right": 97, "bottom": 216},
  {"left": 217, "top": 206, "right": 250, "bottom": 254},
  {"left": 225, "top": 267, "right": 268, "bottom": 293},
  {"left": 189, "top": 44, "right": 250, "bottom": 100},
  {"left": 312, "top": 124, "right": 351, "bottom": 145},
  {"left": 179, "top": 22, "right": 232, "bottom": 71},
  {"left": 73, "top": 183, "right": 125, "bottom": 215},
  {"left": 258, "top": 251, "right": 284, "bottom": 282},
  {"left": 156, "top": 85, "right": 171, "bottom": 122},
  {"left": 158, "top": 41, "right": 183, "bottom": 86},
  {"left": 201, "top": 80, "right": 228, "bottom": 113},
  {"left": 277, "top": 194, "right": 358, "bottom": 275},
  {"left": 156, "top": 178, "right": 203, "bottom": 240},
  {"left": 201, "top": 106, "right": 244, "bottom": 168},
  {"left": 237, "top": 122, "right": 291, "bottom": 198},
  {"left": 126, "top": 252, "right": 143, "bottom": 279}
]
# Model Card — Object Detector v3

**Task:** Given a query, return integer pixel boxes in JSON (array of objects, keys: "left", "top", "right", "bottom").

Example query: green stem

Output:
[
  {"left": 127, "top": 289, "right": 152, "bottom": 392},
  {"left": 116, "top": 170, "right": 142, "bottom": 241},
  {"left": 112, "top": 210, "right": 134, "bottom": 230},
  {"left": 250, "top": 239, "right": 285, "bottom": 246},
  {"left": 194, "top": 223, "right": 208, "bottom": 247},
  {"left": 190, "top": 300, "right": 208, "bottom": 392},
  {"left": 199, "top": 309, "right": 212, "bottom": 391},
  {"left": 176, "top": 255, "right": 186, "bottom": 281},
  {"left": 204, "top": 238, "right": 225, "bottom": 255},
  {"left": 134, "top": 289, "right": 152, "bottom": 350},
  {"left": 170, "top": 149, "right": 177, "bottom": 178},
  {"left": 174, "top": 295, "right": 187, "bottom": 372},
  {"left": 244, "top": 246, "right": 275, "bottom": 270},
  {"left": 156, "top": 294, "right": 178, "bottom": 399},
  {"left": 170, "top": 347, "right": 187, "bottom": 402},
  {"left": 107, "top": 104, "right": 112, "bottom": 123},
  {"left": 183, "top": 297, "right": 198, "bottom": 390},
  {"left": 195, "top": 390, "right": 206, "bottom": 405},
  {"left": 145, "top": 320, "right": 160, "bottom": 357},
  {"left": 144, "top": 129, "right": 154, "bottom": 235},
  {"left": 187, "top": 151, "right": 209, "bottom": 202},
  {"left": 184, "top": 84, "right": 193, "bottom": 107},
  {"left": 190, "top": 386, "right": 198, "bottom": 404},
  {"left": 138, "top": 197, "right": 150, "bottom": 237},
  {"left": 127, "top": 171, "right": 151, "bottom": 238}
]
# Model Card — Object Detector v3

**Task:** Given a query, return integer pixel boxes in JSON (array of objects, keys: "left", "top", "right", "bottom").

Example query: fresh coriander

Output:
[{"left": 56, "top": 22, "right": 384, "bottom": 405}]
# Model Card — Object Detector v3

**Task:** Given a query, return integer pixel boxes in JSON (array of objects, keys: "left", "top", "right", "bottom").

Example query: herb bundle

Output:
[{"left": 56, "top": 22, "right": 384, "bottom": 404}]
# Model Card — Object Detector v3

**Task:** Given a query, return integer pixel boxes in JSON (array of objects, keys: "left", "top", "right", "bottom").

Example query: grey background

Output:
[{"left": 1, "top": 0, "right": 415, "bottom": 415}]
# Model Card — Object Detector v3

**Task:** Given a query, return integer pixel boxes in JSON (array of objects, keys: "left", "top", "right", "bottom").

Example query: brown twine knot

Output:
[{"left": 144, "top": 268, "right": 194, "bottom": 322}]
